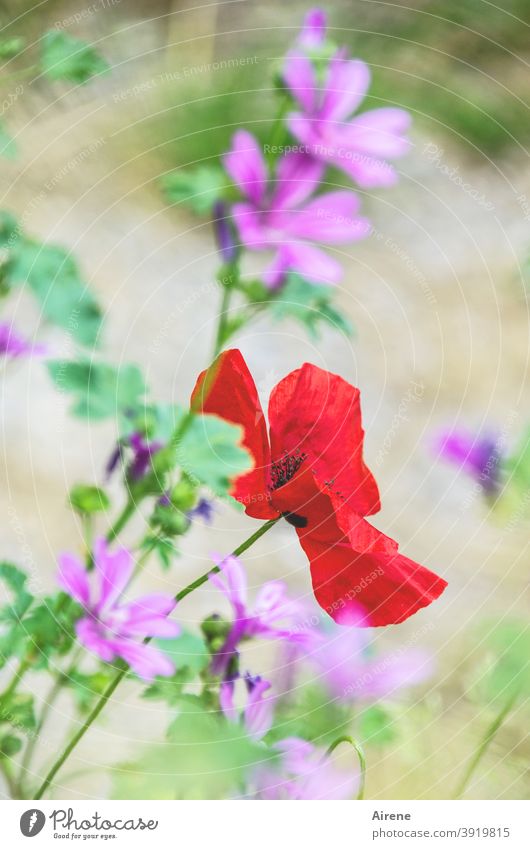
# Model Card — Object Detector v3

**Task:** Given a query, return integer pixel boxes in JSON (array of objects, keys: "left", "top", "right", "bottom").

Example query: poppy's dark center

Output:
[{"left": 269, "top": 451, "right": 306, "bottom": 490}]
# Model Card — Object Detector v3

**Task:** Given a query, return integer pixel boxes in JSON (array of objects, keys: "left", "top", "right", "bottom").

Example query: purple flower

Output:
[
  {"left": 208, "top": 553, "right": 311, "bottom": 675},
  {"left": 435, "top": 428, "right": 503, "bottom": 494},
  {"left": 0, "top": 321, "right": 46, "bottom": 359},
  {"left": 296, "top": 8, "right": 327, "bottom": 49},
  {"left": 188, "top": 497, "right": 215, "bottom": 524},
  {"left": 308, "top": 608, "right": 433, "bottom": 702},
  {"left": 128, "top": 432, "right": 163, "bottom": 481},
  {"left": 213, "top": 200, "right": 238, "bottom": 264},
  {"left": 283, "top": 47, "right": 411, "bottom": 188},
  {"left": 57, "top": 538, "right": 180, "bottom": 681},
  {"left": 105, "top": 432, "right": 163, "bottom": 482},
  {"left": 220, "top": 673, "right": 274, "bottom": 740},
  {"left": 253, "top": 737, "right": 359, "bottom": 800},
  {"left": 223, "top": 130, "right": 370, "bottom": 287}
]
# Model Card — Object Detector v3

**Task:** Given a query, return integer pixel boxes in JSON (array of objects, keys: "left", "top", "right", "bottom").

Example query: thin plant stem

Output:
[
  {"left": 33, "top": 517, "right": 279, "bottom": 800},
  {"left": 325, "top": 735, "right": 367, "bottom": 801},
  {"left": 0, "top": 655, "right": 32, "bottom": 707},
  {"left": 17, "top": 646, "right": 84, "bottom": 795},
  {"left": 105, "top": 496, "right": 137, "bottom": 543},
  {"left": 452, "top": 688, "right": 519, "bottom": 800},
  {"left": 212, "top": 281, "right": 233, "bottom": 359}
]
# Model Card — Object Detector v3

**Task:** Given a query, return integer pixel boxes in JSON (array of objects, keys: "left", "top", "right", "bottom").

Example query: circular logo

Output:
[{"left": 20, "top": 810, "right": 46, "bottom": 837}]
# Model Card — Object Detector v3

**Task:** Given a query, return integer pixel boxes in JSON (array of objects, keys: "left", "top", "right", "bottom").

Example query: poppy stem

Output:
[
  {"left": 452, "top": 688, "right": 519, "bottom": 799},
  {"left": 212, "top": 279, "right": 233, "bottom": 359},
  {"left": 33, "top": 517, "right": 279, "bottom": 800},
  {"left": 325, "top": 735, "right": 367, "bottom": 801}
]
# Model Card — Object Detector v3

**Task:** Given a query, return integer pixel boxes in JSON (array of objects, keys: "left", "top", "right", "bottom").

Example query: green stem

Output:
[
  {"left": 325, "top": 735, "right": 367, "bottom": 801},
  {"left": 17, "top": 647, "right": 84, "bottom": 795},
  {"left": 33, "top": 517, "right": 279, "bottom": 800},
  {"left": 0, "top": 656, "right": 32, "bottom": 707},
  {"left": 452, "top": 689, "right": 519, "bottom": 800},
  {"left": 105, "top": 497, "right": 137, "bottom": 543},
  {"left": 212, "top": 282, "right": 233, "bottom": 359}
]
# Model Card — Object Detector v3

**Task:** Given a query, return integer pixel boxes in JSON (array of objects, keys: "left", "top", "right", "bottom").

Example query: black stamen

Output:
[{"left": 282, "top": 511, "right": 308, "bottom": 528}]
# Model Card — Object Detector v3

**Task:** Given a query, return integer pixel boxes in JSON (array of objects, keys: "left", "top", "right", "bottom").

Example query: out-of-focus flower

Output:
[
  {"left": 193, "top": 349, "right": 447, "bottom": 627},
  {"left": 188, "top": 497, "right": 215, "bottom": 524},
  {"left": 223, "top": 130, "right": 370, "bottom": 287},
  {"left": 307, "top": 605, "right": 433, "bottom": 702},
  {"left": 213, "top": 200, "right": 238, "bottom": 264},
  {"left": 220, "top": 672, "right": 274, "bottom": 740},
  {"left": 208, "top": 552, "right": 311, "bottom": 675},
  {"left": 284, "top": 24, "right": 411, "bottom": 188},
  {"left": 435, "top": 428, "right": 503, "bottom": 494},
  {"left": 296, "top": 8, "right": 327, "bottom": 49},
  {"left": 57, "top": 538, "right": 180, "bottom": 681},
  {"left": 0, "top": 321, "right": 46, "bottom": 359},
  {"left": 253, "top": 737, "right": 359, "bottom": 800},
  {"left": 128, "top": 432, "right": 164, "bottom": 481},
  {"left": 105, "top": 432, "right": 163, "bottom": 482}
]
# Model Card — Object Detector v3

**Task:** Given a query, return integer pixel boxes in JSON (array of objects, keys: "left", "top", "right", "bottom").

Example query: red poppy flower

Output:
[{"left": 191, "top": 349, "right": 447, "bottom": 627}]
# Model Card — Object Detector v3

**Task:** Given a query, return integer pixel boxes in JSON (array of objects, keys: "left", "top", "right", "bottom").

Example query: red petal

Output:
[
  {"left": 190, "top": 349, "right": 275, "bottom": 518},
  {"left": 268, "top": 364, "right": 381, "bottom": 517},
  {"left": 271, "top": 465, "right": 447, "bottom": 626},
  {"left": 305, "top": 533, "right": 448, "bottom": 626}
]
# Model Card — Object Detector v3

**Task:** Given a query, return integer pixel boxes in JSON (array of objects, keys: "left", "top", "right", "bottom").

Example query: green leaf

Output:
[
  {"left": 0, "top": 562, "right": 33, "bottom": 623},
  {"left": 0, "top": 733, "right": 23, "bottom": 758},
  {"left": 41, "top": 30, "right": 109, "bottom": 84},
  {"left": 66, "top": 669, "right": 114, "bottom": 714},
  {"left": 0, "top": 37, "right": 25, "bottom": 59},
  {"left": 0, "top": 211, "right": 19, "bottom": 251},
  {"left": 270, "top": 273, "right": 354, "bottom": 340},
  {"left": 46, "top": 360, "right": 147, "bottom": 422},
  {"left": 22, "top": 594, "right": 80, "bottom": 669},
  {"left": 161, "top": 165, "right": 227, "bottom": 215},
  {"left": 0, "top": 121, "right": 17, "bottom": 159},
  {"left": 8, "top": 239, "right": 103, "bottom": 346},
  {"left": 477, "top": 620, "right": 530, "bottom": 702},
  {"left": 0, "top": 692, "right": 36, "bottom": 733},
  {"left": 268, "top": 685, "right": 351, "bottom": 746},
  {"left": 358, "top": 705, "right": 397, "bottom": 747},
  {"left": 112, "top": 704, "right": 272, "bottom": 799},
  {"left": 177, "top": 414, "right": 252, "bottom": 497}
]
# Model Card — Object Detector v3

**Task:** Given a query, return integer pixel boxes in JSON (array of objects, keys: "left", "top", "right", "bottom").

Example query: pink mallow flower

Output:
[
  {"left": 208, "top": 553, "right": 312, "bottom": 676},
  {"left": 220, "top": 672, "right": 275, "bottom": 740},
  {"left": 296, "top": 8, "right": 327, "bottom": 50},
  {"left": 223, "top": 129, "right": 370, "bottom": 287},
  {"left": 283, "top": 15, "right": 411, "bottom": 188},
  {"left": 0, "top": 321, "right": 47, "bottom": 359},
  {"left": 57, "top": 539, "right": 180, "bottom": 681},
  {"left": 252, "top": 737, "right": 359, "bottom": 800},
  {"left": 309, "top": 619, "right": 433, "bottom": 703}
]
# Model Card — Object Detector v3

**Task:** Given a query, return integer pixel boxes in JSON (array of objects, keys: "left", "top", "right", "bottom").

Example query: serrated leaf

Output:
[
  {"left": 8, "top": 239, "right": 103, "bottom": 346},
  {"left": 22, "top": 594, "right": 80, "bottom": 669},
  {"left": 41, "top": 30, "right": 109, "bottom": 84},
  {"left": 358, "top": 705, "right": 397, "bottom": 747},
  {"left": 66, "top": 669, "right": 114, "bottom": 714},
  {"left": 271, "top": 273, "right": 354, "bottom": 340},
  {"left": 0, "top": 693, "right": 36, "bottom": 732},
  {"left": 113, "top": 704, "right": 271, "bottom": 799},
  {"left": 177, "top": 414, "right": 252, "bottom": 497},
  {"left": 161, "top": 165, "right": 227, "bottom": 215},
  {"left": 47, "top": 360, "right": 147, "bottom": 422}
]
